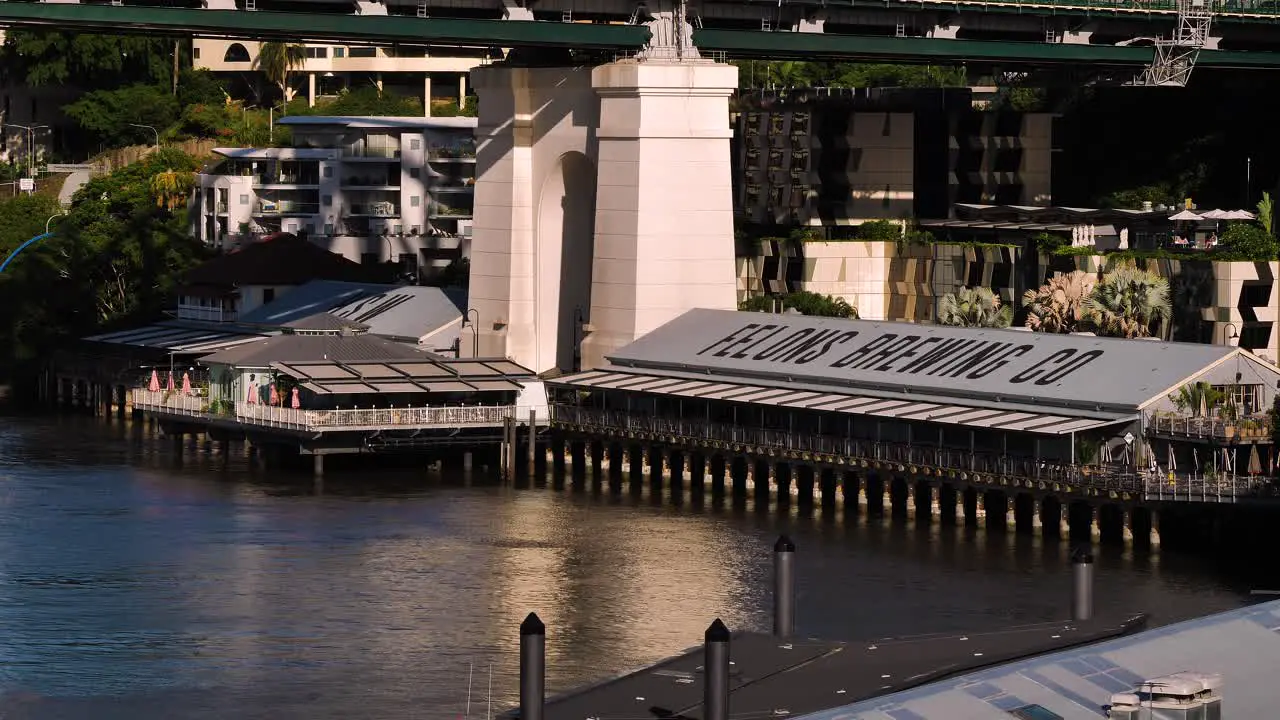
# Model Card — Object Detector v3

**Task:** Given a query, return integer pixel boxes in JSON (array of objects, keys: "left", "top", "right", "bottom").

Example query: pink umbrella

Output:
[
  {"left": 269, "top": 383, "right": 280, "bottom": 406},
  {"left": 291, "top": 387, "right": 300, "bottom": 409},
  {"left": 166, "top": 371, "right": 175, "bottom": 392},
  {"left": 148, "top": 369, "right": 160, "bottom": 392},
  {"left": 181, "top": 372, "right": 192, "bottom": 396},
  {"left": 246, "top": 382, "right": 257, "bottom": 404}
]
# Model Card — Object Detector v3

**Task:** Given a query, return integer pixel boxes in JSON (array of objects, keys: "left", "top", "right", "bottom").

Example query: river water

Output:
[{"left": 0, "top": 413, "right": 1261, "bottom": 719}]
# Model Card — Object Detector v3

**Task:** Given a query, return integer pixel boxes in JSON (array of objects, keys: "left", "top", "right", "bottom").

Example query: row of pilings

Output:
[{"left": 545, "top": 434, "right": 1156, "bottom": 549}]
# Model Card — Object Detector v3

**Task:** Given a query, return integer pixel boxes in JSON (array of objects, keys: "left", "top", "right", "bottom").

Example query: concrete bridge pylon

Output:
[{"left": 467, "top": 53, "right": 738, "bottom": 374}]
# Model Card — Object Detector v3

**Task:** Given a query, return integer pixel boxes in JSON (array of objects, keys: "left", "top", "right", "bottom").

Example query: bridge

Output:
[
  {"left": 5, "top": 0, "right": 1280, "bottom": 68},
  {"left": 5, "top": 0, "right": 1279, "bottom": 377}
]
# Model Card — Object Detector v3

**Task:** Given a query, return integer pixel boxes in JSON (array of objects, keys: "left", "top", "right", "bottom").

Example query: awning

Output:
[
  {"left": 550, "top": 370, "right": 1129, "bottom": 436},
  {"left": 274, "top": 357, "right": 535, "bottom": 396}
]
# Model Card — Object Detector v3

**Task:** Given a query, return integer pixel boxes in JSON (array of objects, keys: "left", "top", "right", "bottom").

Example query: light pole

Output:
[
  {"left": 45, "top": 213, "right": 63, "bottom": 234},
  {"left": 7, "top": 123, "right": 36, "bottom": 177},
  {"left": 129, "top": 123, "right": 160, "bottom": 149},
  {"left": 1224, "top": 322, "right": 1240, "bottom": 347},
  {"left": 465, "top": 308, "right": 480, "bottom": 358}
]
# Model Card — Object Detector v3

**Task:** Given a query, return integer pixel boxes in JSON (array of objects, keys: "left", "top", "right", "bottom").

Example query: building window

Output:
[
  {"left": 223, "top": 43, "right": 251, "bottom": 63},
  {"left": 334, "top": 47, "right": 346, "bottom": 58},
  {"left": 193, "top": 47, "right": 201, "bottom": 60},
  {"left": 239, "top": 194, "right": 249, "bottom": 205},
  {"left": 394, "top": 224, "right": 402, "bottom": 235},
  {"left": 360, "top": 252, "right": 378, "bottom": 265},
  {"left": 262, "top": 288, "right": 276, "bottom": 304},
  {"left": 409, "top": 167, "right": 420, "bottom": 179},
  {"left": 410, "top": 196, "right": 421, "bottom": 207},
  {"left": 323, "top": 165, "right": 333, "bottom": 178},
  {"left": 305, "top": 47, "right": 328, "bottom": 59},
  {"left": 323, "top": 195, "right": 332, "bottom": 206},
  {"left": 324, "top": 223, "right": 334, "bottom": 235},
  {"left": 410, "top": 138, "right": 421, "bottom": 150},
  {"left": 350, "top": 47, "right": 377, "bottom": 58}
]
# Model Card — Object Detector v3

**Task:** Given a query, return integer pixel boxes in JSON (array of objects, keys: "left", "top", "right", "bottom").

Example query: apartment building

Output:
[
  {"left": 192, "top": 39, "right": 485, "bottom": 112},
  {"left": 192, "top": 116, "right": 476, "bottom": 280},
  {"left": 734, "top": 88, "right": 1054, "bottom": 226}
]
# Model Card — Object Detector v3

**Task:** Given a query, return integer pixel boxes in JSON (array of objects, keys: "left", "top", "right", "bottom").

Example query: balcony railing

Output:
[
  {"left": 176, "top": 305, "right": 238, "bottom": 323},
  {"left": 552, "top": 405, "right": 1270, "bottom": 503},
  {"left": 131, "top": 389, "right": 515, "bottom": 432},
  {"left": 346, "top": 147, "right": 401, "bottom": 159},
  {"left": 255, "top": 202, "right": 320, "bottom": 216},
  {"left": 1146, "top": 413, "right": 1272, "bottom": 442}
]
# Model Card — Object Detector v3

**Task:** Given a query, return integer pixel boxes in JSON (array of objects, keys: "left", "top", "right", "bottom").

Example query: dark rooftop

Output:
[
  {"left": 179, "top": 233, "right": 372, "bottom": 290},
  {"left": 198, "top": 332, "right": 430, "bottom": 368},
  {"left": 283, "top": 312, "right": 370, "bottom": 333},
  {"left": 509, "top": 614, "right": 1146, "bottom": 720}
]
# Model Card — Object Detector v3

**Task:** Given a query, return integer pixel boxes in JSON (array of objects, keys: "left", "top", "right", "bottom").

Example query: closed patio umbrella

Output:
[
  {"left": 1249, "top": 443, "right": 1262, "bottom": 476},
  {"left": 246, "top": 382, "right": 257, "bottom": 404},
  {"left": 181, "top": 372, "right": 192, "bottom": 396},
  {"left": 291, "top": 387, "right": 300, "bottom": 409},
  {"left": 269, "top": 383, "right": 280, "bottom": 406},
  {"left": 166, "top": 371, "right": 175, "bottom": 392},
  {"left": 148, "top": 370, "right": 160, "bottom": 393}
]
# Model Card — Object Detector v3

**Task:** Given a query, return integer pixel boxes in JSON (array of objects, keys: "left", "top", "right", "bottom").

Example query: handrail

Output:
[
  {"left": 1145, "top": 412, "right": 1271, "bottom": 441},
  {"left": 552, "top": 405, "right": 1269, "bottom": 502},
  {"left": 131, "top": 388, "right": 518, "bottom": 431}
]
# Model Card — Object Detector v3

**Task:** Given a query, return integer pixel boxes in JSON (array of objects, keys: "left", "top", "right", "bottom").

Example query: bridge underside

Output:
[{"left": 5, "top": 3, "right": 1280, "bottom": 68}]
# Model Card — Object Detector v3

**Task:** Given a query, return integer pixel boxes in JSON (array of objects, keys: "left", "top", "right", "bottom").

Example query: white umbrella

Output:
[
  {"left": 1200, "top": 209, "right": 1229, "bottom": 219},
  {"left": 1169, "top": 209, "right": 1202, "bottom": 221},
  {"left": 1225, "top": 209, "right": 1256, "bottom": 221}
]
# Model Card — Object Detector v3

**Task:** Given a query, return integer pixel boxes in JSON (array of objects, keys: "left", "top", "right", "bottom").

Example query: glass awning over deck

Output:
[
  {"left": 551, "top": 369, "right": 1128, "bottom": 436},
  {"left": 273, "top": 358, "right": 532, "bottom": 395}
]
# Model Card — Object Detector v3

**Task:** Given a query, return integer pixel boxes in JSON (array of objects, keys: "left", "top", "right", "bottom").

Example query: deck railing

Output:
[
  {"left": 1145, "top": 413, "right": 1272, "bottom": 442},
  {"left": 553, "top": 405, "right": 1270, "bottom": 503},
  {"left": 131, "top": 389, "right": 516, "bottom": 432}
]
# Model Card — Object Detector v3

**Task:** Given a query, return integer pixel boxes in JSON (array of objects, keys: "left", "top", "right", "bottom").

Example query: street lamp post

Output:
[
  {"left": 1224, "top": 322, "right": 1240, "bottom": 347},
  {"left": 129, "top": 123, "right": 160, "bottom": 149},
  {"left": 465, "top": 308, "right": 480, "bottom": 358},
  {"left": 6, "top": 123, "right": 42, "bottom": 178},
  {"left": 45, "top": 213, "right": 63, "bottom": 234}
]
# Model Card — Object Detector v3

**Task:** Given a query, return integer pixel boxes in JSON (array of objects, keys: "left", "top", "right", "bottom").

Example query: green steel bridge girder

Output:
[
  {"left": 693, "top": 29, "right": 1280, "bottom": 68},
  {"left": 0, "top": 3, "right": 651, "bottom": 48},
  {"left": 3, "top": 2, "right": 1280, "bottom": 68}
]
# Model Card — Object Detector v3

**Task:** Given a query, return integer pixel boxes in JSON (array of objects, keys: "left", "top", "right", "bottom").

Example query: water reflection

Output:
[{"left": 0, "top": 413, "right": 1258, "bottom": 718}]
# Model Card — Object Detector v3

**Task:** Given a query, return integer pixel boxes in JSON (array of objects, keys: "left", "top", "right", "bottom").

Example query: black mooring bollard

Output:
[
  {"left": 704, "top": 618, "right": 730, "bottom": 720},
  {"left": 1071, "top": 546, "right": 1095, "bottom": 622},
  {"left": 520, "top": 612, "right": 546, "bottom": 720},
  {"left": 773, "top": 535, "right": 796, "bottom": 638}
]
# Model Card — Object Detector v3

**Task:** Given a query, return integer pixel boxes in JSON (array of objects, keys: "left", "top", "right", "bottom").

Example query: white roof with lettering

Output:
[{"left": 605, "top": 309, "right": 1276, "bottom": 415}]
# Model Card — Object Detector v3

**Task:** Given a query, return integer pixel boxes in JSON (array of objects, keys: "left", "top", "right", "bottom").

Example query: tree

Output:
[
  {"left": 253, "top": 42, "right": 307, "bottom": 107},
  {"left": 937, "top": 287, "right": 1013, "bottom": 328},
  {"left": 1082, "top": 266, "right": 1171, "bottom": 339},
  {"left": 1257, "top": 191, "right": 1274, "bottom": 238},
  {"left": 2, "top": 31, "right": 180, "bottom": 88},
  {"left": 1215, "top": 222, "right": 1278, "bottom": 261},
  {"left": 739, "top": 291, "right": 858, "bottom": 318},
  {"left": 1023, "top": 271, "right": 1096, "bottom": 333},
  {"left": 0, "top": 148, "right": 211, "bottom": 378},
  {"left": 62, "top": 84, "right": 180, "bottom": 149}
]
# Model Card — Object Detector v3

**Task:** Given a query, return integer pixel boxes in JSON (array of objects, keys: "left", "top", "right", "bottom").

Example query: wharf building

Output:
[
  {"left": 733, "top": 88, "right": 1055, "bottom": 227},
  {"left": 192, "top": 116, "right": 476, "bottom": 281},
  {"left": 547, "top": 309, "right": 1280, "bottom": 548}
]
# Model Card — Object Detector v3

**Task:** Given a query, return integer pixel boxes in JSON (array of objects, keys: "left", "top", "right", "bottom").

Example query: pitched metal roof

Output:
[
  {"left": 271, "top": 357, "right": 534, "bottom": 394},
  {"left": 198, "top": 332, "right": 430, "bottom": 368},
  {"left": 238, "top": 281, "right": 465, "bottom": 345},
  {"left": 275, "top": 116, "right": 478, "bottom": 130},
  {"left": 799, "top": 599, "right": 1280, "bottom": 719},
  {"left": 83, "top": 321, "right": 268, "bottom": 355},
  {"left": 283, "top": 312, "right": 369, "bottom": 332},
  {"left": 605, "top": 309, "right": 1267, "bottom": 415}
]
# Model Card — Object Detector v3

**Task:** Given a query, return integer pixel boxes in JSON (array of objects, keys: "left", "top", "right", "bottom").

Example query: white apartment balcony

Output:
[
  {"left": 254, "top": 200, "right": 321, "bottom": 216},
  {"left": 194, "top": 40, "right": 486, "bottom": 76},
  {"left": 348, "top": 202, "right": 401, "bottom": 217},
  {"left": 177, "top": 304, "right": 239, "bottom": 323}
]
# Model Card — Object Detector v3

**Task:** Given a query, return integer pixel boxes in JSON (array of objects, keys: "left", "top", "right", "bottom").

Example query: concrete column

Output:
[
  {"left": 938, "top": 483, "right": 958, "bottom": 526},
  {"left": 865, "top": 473, "right": 885, "bottom": 518},
  {"left": 796, "top": 465, "right": 815, "bottom": 510},
  {"left": 1040, "top": 496, "right": 1063, "bottom": 538},
  {"left": 589, "top": 440, "right": 604, "bottom": 478},
  {"left": 467, "top": 65, "right": 596, "bottom": 371},
  {"left": 1014, "top": 493, "right": 1037, "bottom": 535},
  {"left": 628, "top": 443, "right": 644, "bottom": 488},
  {"left": 308, "top": 72, "right": 316, "bottom": 107},
  {"left": 552, "top": 434, "right": 566, "bottom": 475},
  {"left": 889, "top": 477, "right": 909, "bottom": 519},
  {"left": 423, "top": 74, "right": 433, "bottom": 116},
  {"left": 819, "top": 468, "right": 837, "bottom": 513},
  {"left": 753, "top": 459, "right": 771, "bottom": 508},
  {"left": 730, "top": 457, "right": 748, "bottom": 500},
  {"left": 459, "top": 74, "right": 467, "bottom": 106},
  {"left": 580, "top": 61, "right": 738, "bottom": 369},
  {"left": 912, "top": 481, "right": 932, "bottom": 522},
  {"left": 608, "top": 442, "right": 625, "bottom": 487},
  {"left": 1069, "top": 502, "right": 1095, "bottom": 545},
  {"left": 775, "top": 463, "right": 792, "bottom": 507},
  {"left": 689, "top": 451, "right": 705, "bottom": 495},
  {"left": 841, "top": 471, "right": 859, "bottom": 515},
  {"left": 963, "top": 487, "right": 979, "bottom": 526},
  {"left": 710, "top": 455, "right": 727, "bottom": 498},
  {"left": 984, "top": 490, "right": 1008, "bottom": 531}
]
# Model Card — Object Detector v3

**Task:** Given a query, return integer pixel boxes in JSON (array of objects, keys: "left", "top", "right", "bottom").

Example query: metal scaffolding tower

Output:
[{"left": 1130, "top": 0, "right": 1214, "bottom": 87}]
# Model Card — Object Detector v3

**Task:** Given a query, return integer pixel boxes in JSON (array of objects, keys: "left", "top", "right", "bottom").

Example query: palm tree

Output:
[
  {"left": 150, "top": 169, "right": 195, "bottom": 211},
  {"left": 937, "top": 287, "right": 1012, "bottom": 328},
  {"left": 1023, "top": 271, "right": 1096, "bottom": 333},
  {"left": 1083, "top": 266, "right": 1171, "bottom": 339},
  {"left": 253, "top": 42, "right": 307, "bottom": 108}
]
